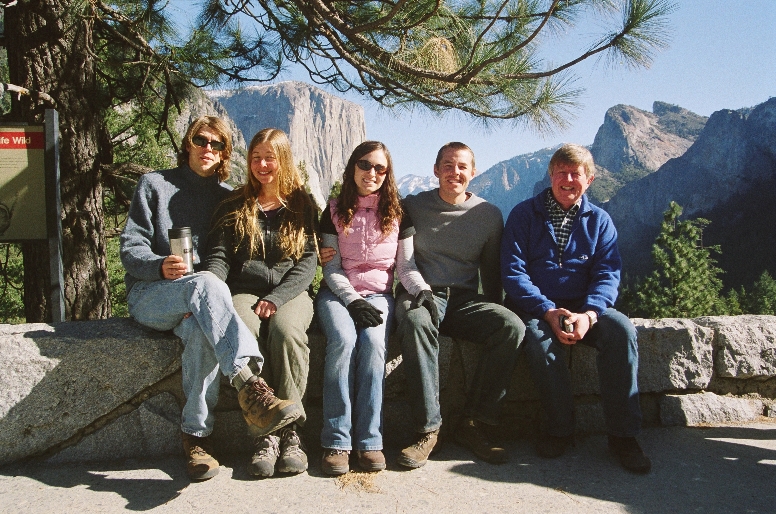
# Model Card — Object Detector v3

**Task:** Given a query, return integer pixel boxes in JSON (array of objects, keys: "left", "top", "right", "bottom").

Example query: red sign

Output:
[{"left": 0, "top": 131, "right": 45, "bottom": 149}]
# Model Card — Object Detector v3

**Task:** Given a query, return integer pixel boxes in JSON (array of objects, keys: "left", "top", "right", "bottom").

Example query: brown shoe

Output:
[
  {"left": 397, "top": 430, "right": 439, "bottom": 468},
  {"left": 608, "top": 435, "right": 652, "bottom": 474},
  {"left": 248, "top": 434, "right": 281, "bottom": 478},
  {"left": 357, "top": 450, "right": 386, "bottom": 472},
  {"left": 237, "top": 376, "right": 302, "bottom": 436},
  {"left": 181, "top": 432, "right": 219, "bottom": 480},
  {"left": 277, "top": 425, "right": 308, "bottom": 474},
  {"left": 454, "top": 418, "right": 507, "bottom": 464},
  {"left": 321, "top": 449, "right": 350, "bottom": 476}
]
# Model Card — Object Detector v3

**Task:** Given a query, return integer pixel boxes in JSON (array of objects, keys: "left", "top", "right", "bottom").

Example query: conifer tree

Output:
[
  {"left": 630, "top": 201, "right": 725, "bottom": 318},
  {"left": 739, "top": 271, "right": 776, "bottom": 315}
]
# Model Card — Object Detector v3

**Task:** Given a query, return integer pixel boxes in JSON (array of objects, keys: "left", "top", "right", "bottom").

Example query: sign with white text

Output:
[{"left": 0, "top": 126, "right": 47, "bottom": 240}]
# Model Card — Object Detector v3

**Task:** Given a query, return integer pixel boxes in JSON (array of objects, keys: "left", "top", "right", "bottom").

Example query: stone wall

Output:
[{"left": 1, "top": 316, "right": 774, "bottom": 466}]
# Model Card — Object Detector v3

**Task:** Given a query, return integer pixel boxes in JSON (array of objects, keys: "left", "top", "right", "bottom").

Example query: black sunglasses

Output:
[
  {"left": 356, "top": 159, "right": 388, "bottom": 175},
  {"left": 191, "top": 135, "right": 226, "bottom": 152}
]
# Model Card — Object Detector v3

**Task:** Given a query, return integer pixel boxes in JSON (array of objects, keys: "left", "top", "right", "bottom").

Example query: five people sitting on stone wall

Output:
[{"left": 121, "top": 118, "right": 649, "bottom": 481}]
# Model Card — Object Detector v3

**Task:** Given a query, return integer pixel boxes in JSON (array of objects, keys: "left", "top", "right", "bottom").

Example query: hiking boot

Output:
[
  {"left": 321, "top": 449, "right": 350, "bottom": 476},
  {"left": 238, "top": 376, "right": 302, "bottom": 436},
  {"left": 181, "top": 432, "right": 219, "bottom": 481},
  {"left": 248, "top": 433, "right": 281, "bottom": 477},
  {"left": 536, "top": 434, "right": 574, "bottom": 458},
  {"left": 357, "top": 450, "right": 386, "bottom": 472},
  {"left": 454, "top": 418, "right": 508, "bottom": 464},
  {"left": 277, "top": 425, "right": 308, "bottom": 474},
  {"left": 397, "top": 429, "right": 439, "bottom": 468},
  {"left": 608, "top": 435, "right": 652, "bottom": 474}
]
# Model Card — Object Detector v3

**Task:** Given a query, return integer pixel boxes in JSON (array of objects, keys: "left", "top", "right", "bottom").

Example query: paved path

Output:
[{"left": 1, "top": 421, "right": 775, "bottom": 513}]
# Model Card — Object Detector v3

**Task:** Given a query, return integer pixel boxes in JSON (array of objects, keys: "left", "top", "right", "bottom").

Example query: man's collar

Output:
[{"left": 545, "top": 188, "right": 581, "bottom": 213}]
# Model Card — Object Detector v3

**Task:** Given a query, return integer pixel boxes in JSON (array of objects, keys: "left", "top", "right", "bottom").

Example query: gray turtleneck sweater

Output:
[{"left": 120, "top": 165, "right": 232, "bottom": 294}]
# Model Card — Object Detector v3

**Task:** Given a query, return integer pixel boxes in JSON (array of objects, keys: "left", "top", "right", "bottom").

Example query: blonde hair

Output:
[
  {"left": 218, "top": 128, "right": 313, "bottom": 260},
  {"left": 177, "top": 116, "right": 232, "bottom": 182},
  {"left": 548, "top": 144, "right": 596, "bottom": 178}
]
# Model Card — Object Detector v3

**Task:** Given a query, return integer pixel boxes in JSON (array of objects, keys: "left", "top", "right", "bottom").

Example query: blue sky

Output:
[
  {"left": 172, "top": 1, "right": 776, "bottom": 177},
  {"left": 362, "top": 0, "right": 776, "bottom": 177}
]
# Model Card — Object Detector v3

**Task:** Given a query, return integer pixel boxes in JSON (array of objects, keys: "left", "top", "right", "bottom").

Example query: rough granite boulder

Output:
[
  {"left": 0, "top": 319, "right": 181, "bottom": 466},
  {"left": 694, "top": 315, "right": 776, "bottom": 378},
  {"left": 660, "top": 392, "right": 765, "bottom": 426},
  {"left": 634, "top": 318, "right": 715, "bottom": 392}
]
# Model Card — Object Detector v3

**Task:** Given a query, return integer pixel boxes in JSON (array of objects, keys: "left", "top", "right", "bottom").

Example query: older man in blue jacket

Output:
[{"left": 501, "top": 144, "right": 650, "bottom": 474}]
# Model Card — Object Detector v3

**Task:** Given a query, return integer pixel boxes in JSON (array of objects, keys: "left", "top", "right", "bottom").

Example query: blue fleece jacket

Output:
[{"left": 500, "top": 189, "right": 621, "bottom": 318}]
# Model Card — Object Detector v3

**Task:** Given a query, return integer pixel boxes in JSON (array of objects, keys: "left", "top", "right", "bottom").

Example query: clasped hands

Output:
[{"left": 543, "top": 307, "right": 592, "bottom": 345}]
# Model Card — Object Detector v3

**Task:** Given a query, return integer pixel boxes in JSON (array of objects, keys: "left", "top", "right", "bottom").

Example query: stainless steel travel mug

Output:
[{"left": 168, "top": 227, "right": 194, "bottom": 274}]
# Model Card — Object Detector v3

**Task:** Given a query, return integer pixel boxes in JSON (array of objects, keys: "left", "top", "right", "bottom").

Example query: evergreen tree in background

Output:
[
  {"left": 738, "top": 271, "right": 776, "bottom": 316},
  {"left": 623, "top": 201, "right": 726, "bottom": 318}
]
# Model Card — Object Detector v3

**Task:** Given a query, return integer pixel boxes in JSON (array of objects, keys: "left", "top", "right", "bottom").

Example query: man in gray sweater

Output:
[
  {"left": 120, "top": 116, "right": 301, "bottom": 481},
  {"left": 395, "top": 142, "right": 525, "bottom": 468}
]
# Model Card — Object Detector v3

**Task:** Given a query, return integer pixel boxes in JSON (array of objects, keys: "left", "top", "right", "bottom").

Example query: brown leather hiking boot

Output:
[
  {"left": 357, "top": 450, "right": 386, "bottom": 472},
  {"left": 237, "top": 377, "right": 302, "bottom": 436},
  {"left": 454, "top": 418, "right": 508, "bottom": 464},
  {"left": 181, "top": 432, "right": 219, "bottom": 480},
  {"left": 321, "top": 449, "right": 350, "bottom": 476},
  {"left": 397, "top": 429, "right": 439, "bottom": 468}
]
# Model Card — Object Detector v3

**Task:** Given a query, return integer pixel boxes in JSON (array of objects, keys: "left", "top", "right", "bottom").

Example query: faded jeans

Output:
[
  {"left": 394, "top": 287, "right": 525, "bottom": 434},
  {"left": 317, "top": 288, "right": 394, "bottom": 451},
  {"left": 127, "top": 271, "right": 263, "bottom": 437},
  {"left": 232, "top": 291, "right": 314, "bottom": 427},
  {"left": 518, "top": 307, "right": 642, "bottom": 438}
]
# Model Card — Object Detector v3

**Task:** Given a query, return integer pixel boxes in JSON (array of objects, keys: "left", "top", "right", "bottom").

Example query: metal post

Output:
[{"left": 44, "top": 109, "right": 65, "bottom": 322}]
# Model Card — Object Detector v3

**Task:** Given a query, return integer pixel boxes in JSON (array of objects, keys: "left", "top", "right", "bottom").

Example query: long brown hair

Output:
[
  {"left": 177, "top": 116, "right": 233, "bottom": 182},
  {"left": 219, "top": 128, "right": 312, "bottom": 260},
  {"left": 335, "top": 141, "right": 402, "bottom": 235}
]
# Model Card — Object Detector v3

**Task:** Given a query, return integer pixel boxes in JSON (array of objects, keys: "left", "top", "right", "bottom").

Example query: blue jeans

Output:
[
  {"left": 317, "top": 288, "right": 394, "bottom": 451},
  {"left": 519, "top": 308, "right": 642, "bottom": 438},
  {"left": 394, "top": 287, "right": 525, "bottom": 433},
  {"left": 127, "top": 271, "right": 263, "bottom": 437}
]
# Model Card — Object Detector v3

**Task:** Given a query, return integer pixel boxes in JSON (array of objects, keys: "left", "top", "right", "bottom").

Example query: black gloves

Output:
[
  {"left": 347, "top": 299, "right": 384, "bottom": 328},
  {"left": 414, "top": 290, "right": 440, "bottom": 328}
]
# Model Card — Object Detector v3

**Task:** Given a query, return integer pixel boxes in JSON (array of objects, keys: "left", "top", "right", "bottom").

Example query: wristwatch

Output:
[{"left": 585, "top": 310, "right": 598, "bottom": 326}]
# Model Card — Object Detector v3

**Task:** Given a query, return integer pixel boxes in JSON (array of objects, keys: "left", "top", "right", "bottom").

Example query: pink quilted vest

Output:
[{"left": 330, "top": 194, "right": 399, "bottom": 296}]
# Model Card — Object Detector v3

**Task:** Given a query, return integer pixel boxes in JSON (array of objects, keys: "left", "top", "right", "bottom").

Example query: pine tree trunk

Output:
[{"left": 6, "top": 0, "right": 111, "bottom": 320}]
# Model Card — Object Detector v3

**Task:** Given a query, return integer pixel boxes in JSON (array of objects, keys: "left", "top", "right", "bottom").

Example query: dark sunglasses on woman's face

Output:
[
  {"left": 356, "top": 159, "right": 388, "bottom": 175},
  {"left": 191, "top": 135, "right": 226, "bottom": 152}
]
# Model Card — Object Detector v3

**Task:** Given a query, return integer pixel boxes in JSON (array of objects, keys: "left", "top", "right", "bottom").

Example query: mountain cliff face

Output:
[
  {"left": 468, "top": 147, "right": 559, "bottom": 218},
  {"left": 208, "top": 81, "right": 366, "bottom": 207},
  {"left": 606, "top": 98, "right": 776, "bottom": 287},
  {"left": 176, "top": 87, "right": 249, "bottom": 183},
  {"left": 592, "top": 102, "right": 702, "bottom": 175}
]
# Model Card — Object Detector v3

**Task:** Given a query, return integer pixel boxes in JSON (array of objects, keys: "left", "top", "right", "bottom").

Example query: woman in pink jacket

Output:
[{"left": 317, "top": 141, "right": 436, "bottom": 475}]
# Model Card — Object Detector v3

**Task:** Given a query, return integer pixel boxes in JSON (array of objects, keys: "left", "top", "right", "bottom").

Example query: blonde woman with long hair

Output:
[{"left": 205, "top": 128, "right": 318, "bottom": 478}]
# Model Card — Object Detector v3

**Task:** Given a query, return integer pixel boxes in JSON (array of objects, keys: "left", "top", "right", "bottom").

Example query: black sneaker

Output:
[
  {"left": 536, "top": 434, "right": 574, "bottom": 458},
  {"left": 454, "top": 418, "right": 507, "bottom": 464},
  {"left": 608, "top": 435, "right": 651, "bottom": 474},
  {"left": 277, "top": 425, "right": 308, "bottom": 474}
]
